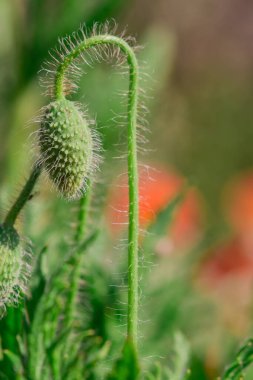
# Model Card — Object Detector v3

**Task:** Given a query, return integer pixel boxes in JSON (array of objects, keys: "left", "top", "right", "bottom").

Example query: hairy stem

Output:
[
  {"left": 65, "top": 182, "right": 92, "bottom": 328},
  {"left": 74, "top": 179, "right": 91, "bottom": 245},
  {"left": 4, "top": 163, "right": 41, "bottom": 226},
  {"left": 63, "top": 210, "right": 97, "bottom": 376},
  {"left": 55, "top": 35, "right": 139, "bottom": 346}
]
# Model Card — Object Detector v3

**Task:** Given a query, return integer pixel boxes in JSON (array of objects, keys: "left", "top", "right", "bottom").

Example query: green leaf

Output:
[
  {"left": 147, "top": 191, "right": 185, "bottom": 238},
  {"left": 165, "top": 332, "right": 191, "bottom": 380},
  {"left": 145, "top": 333, "right": 191, "bottom": 380},
  {"left": 222, "top": 338, "right": 253, "bottom": 380},
  {"left": 107, "top": 338, "right": 140, "bottom": 380},
  {"left": 3, "top": 350, "right": 24, "bottom": 377},
  {"left": 26, "top": 246, "right": 47, "bottom": 324},
  {"left": 145, "top": 362, "right": 162, "bottom": 380},
  {"left": 141, "top": 191, "right": 186, "bottom": 281}
]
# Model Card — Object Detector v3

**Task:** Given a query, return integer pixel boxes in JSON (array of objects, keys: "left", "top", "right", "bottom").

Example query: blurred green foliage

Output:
[{"left": 1, "top": 0, "right": 253, "bottom": 379}]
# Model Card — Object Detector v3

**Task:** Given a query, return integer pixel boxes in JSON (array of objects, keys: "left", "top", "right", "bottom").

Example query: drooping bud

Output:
[
  {"left": 0, "top": 224, "right": 30, "bottom": 317},
  {"left": 39, "top": 99, "right": 94, "bottom": 199}
]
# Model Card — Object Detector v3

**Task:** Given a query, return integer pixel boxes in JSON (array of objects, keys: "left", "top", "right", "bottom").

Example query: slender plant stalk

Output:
[
  {"left": 4, "top": 163, "right": 41, "bottom": 226},
  {"left": 55, "top": 35, "right": 140, "bottom": 347},
  {"left": 65, "top": 181, "right": 92, "bottom": 328},
  {"left": 74, "top": 179, "right": 91, "bottom": 245},
  {"left": 62, "top": 185, "right": 93, "bottom": 375}
]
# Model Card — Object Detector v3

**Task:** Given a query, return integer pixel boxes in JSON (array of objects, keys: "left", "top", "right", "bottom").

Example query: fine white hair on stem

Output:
[
  {"left": 39, "top": 20, "right": 140, "bottom": 99},
  {"left": 38, "top": 20, "right": 149, "bottom": 175},
  {"left": 38, "top": 21, "right": 151, "bottom": 348}
]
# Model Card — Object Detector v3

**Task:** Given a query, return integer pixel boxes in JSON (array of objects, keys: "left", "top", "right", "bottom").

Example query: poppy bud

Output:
[{"left": 39, "top": 99, "right": 94, "bottom": 199}]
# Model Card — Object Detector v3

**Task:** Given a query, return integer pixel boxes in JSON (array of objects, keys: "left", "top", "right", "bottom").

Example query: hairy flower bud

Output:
[
  {"left": 0, "top": 224, "right": 30, "bottom": 316},
  {"left": 39, "top": 99, "right": 94, "bottom": 199}
]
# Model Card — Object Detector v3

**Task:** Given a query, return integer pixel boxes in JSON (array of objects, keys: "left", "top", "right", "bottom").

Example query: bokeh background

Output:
[{"left": 1, "top": 0, "right": 253, "bottom": 378}]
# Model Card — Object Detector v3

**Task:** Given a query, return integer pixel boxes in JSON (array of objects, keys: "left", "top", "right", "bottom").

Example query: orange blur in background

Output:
[{"left": 107, "top": 164, "right": 203, "bottom": 252}]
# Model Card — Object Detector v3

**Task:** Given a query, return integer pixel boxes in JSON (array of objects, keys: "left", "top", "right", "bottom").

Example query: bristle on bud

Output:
[
  {"left": 0, "top": 224, "right": 31, "bottom": 317},
  {"left": 39, "top": 99, "right": 95, "bottom": 199}
]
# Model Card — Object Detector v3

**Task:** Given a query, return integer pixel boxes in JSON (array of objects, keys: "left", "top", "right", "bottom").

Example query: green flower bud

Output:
[
  {"left": 39, "top": 99, "right": 94, "bottom": 199},
  {"left": 0, "top": 224, "right": 30, "bottom": 316}
]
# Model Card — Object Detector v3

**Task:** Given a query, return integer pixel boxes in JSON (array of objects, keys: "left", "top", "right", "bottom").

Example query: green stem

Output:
[
  {"left": 62, "top": 184, "right": 93, "bottom": 372},
  {"left": 4, "top": 163, "right": 41, "bottom": 226},
  {"left": 55, "top": 35, "right": 139, "bottom": 346},
  {"left": 74, "top": 179, "right": 91, "bottom": 245},
  {"left": 65, "top": 181, "right": 92, "bottom": 328}
]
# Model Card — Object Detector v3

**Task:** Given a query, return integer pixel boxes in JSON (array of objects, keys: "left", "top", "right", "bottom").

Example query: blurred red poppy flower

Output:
[
  {"left": 200, "top": 237, "right": 253, "bottom": 286},
  {"left": 106, "top": 165, "right": 203, "bottom": 251},
  {"left": 196, "top": 172, "right": 253, "bottom": 312},
  {"left": 224, "top": 172, "right": 253, "bottom": 239},
  {"left": 197, "top": 236, "right": 253, "bottom": 335},
  {"left": 199, "top": 171, "right": 253, "bottom": 287}
]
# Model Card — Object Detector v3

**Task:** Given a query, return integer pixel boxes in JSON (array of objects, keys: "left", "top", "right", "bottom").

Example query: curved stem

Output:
[
  {"left": 4, "top": 163, "right": 41, "bottom": 226},
  {"left": 55, "top": 35, "right": 139, "bottom": 347}
]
